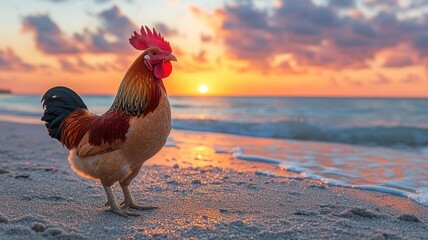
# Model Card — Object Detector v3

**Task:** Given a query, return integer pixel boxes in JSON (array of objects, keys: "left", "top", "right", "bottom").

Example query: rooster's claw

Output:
[
  {"left": 106, "top": 208, "right": 140, "bottom": 217},
  {"left": 120, "top": 201, "right": 159, "bottom": 210}
]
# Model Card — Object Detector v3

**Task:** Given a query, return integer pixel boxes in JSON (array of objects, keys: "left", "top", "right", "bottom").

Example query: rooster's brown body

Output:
[
  {"left": 41, "top": 26, "right": 176, "bottom": 217},
  {"left": 65, "top": 55, "right": 171, "bottom": 186}
]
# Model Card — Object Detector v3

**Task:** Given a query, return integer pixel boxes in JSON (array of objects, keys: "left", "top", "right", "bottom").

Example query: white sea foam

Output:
[
  {"left": 255, "top": 170, "right": 278, "bottom": 177},
  {"left": 234, "top": 153, "right": 282, "bottom": 165},
  {"left": 409, "top": 188, "right": 428, "bottom": 206},
  {"left": 278, "top": 164, "right": 312, "bottom": 175},
  {"left": 165, "top": 136, "right": 178, "bottom": 147},
  {"left": 353, "top": 185, "right": 409, "bottom": 198},
  {"left": 221, "top": 143, "right": 428, "bottom": 207}
]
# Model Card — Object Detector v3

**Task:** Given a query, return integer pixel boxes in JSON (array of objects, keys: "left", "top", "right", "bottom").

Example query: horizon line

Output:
[{"left": 5, "top": 93, "right": 428, "bottom": 99}]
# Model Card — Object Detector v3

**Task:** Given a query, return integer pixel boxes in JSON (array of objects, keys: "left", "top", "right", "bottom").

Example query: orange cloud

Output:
[
  {"left": 191, "top": 0, "right": 428, "bottom": 72},
  {"left": 0, "top": 48, "right": 35, "bottom": 71}
]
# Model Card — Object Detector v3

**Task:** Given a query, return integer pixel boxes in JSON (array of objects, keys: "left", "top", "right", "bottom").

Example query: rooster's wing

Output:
[{"left": 60, "top": 109, "right": 131, "bottom": 158}]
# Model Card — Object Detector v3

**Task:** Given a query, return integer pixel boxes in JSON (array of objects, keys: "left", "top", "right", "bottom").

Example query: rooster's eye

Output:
[{"left": 152, "top": 52, "right": 157, "bottom": 56}]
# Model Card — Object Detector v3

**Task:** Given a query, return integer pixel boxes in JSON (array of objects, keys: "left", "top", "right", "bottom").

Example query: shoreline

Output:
[
  {"left": 1, "top": 120, "right": 428, "bottom": 207},
  {"left": 0, "top": 121, "right": 427, "bottom": 239}
]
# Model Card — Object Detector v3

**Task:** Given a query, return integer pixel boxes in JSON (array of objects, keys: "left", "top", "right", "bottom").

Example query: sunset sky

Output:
[{"left": 0, "top": 0, "right": 428, "bottom": 97}]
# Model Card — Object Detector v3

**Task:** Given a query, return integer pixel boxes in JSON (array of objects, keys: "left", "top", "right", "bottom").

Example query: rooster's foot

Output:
[
  {"left": 120, "top": 201, "right": 159, "bottom": 210},
  {"left": 106, "top": 207, "right": 140, "bottom": 217},
  {"left": 120, "top": 184, "right": 159, "bottom": 211},
  {"left": 102, "top": 184, "right": 140, "bottom": 217}
]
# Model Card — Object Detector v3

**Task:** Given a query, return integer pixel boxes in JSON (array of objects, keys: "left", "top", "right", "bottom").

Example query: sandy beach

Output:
[
  {"left": 0, "top": 121, "right": 427, "bottom": 239},
  {"left": 2, "top": 0, "right": 428, "bottom": 238}
]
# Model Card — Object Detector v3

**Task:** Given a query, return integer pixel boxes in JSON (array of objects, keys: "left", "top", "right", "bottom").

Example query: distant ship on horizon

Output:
[{"left": 0, "top": 89, "right": 12, "bottom": 94}]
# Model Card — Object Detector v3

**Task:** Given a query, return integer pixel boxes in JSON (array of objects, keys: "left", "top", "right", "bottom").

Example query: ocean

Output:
[{"left": 0, "top": 94, "right": 427, "bottom": 206}]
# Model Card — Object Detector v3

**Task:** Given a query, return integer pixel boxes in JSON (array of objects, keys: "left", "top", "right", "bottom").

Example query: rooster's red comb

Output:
[{"left": 129, "top": 26, "right": 172, "bottom": 53}]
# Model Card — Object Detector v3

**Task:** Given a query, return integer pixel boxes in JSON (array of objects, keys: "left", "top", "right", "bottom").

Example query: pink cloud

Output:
[
  {"left": 22, "top": 6, "right": 176, "bottom": 56},
  {"left": 192, "top": 0, "right": 428, "bottom": 72},
  {"left": 22, "top": 15, "right": 80, "bottom": 54},
  {"left": 74, "top": 6, "right": 135, "bottom": 54},
  {"left": 0, "top": 48, "right": 35, "bottom": 71}
]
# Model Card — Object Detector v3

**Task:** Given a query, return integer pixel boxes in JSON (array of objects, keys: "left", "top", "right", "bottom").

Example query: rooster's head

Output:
[{"left": 129, "top": 26, "right": 177, "bottom": 79}]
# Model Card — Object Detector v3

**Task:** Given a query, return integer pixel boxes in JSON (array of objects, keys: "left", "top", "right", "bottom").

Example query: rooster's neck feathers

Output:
[{"left": 110, "top": 54, "right": 166, "bottom": 117}]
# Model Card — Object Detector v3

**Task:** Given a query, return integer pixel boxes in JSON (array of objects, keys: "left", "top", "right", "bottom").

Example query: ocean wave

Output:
[
  {"left": 173, "top": 119, "right": 428, "bottom": 148},
  {"left": 3, "top": 108, "right": 428, "bottom": 148},
  {"left": 221, "top": 147, "right": 428, "bottom": 207},
  {"left": 171, "top": 104, "right": 192, "bottom": 109},
  {"left": 0, "top": 109, "right": 41, "bottom": 117}
]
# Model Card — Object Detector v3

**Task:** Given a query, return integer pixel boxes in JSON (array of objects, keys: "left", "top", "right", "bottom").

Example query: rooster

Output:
[{"left": 41, "top": 26, "right": 176, "bottom": 217}]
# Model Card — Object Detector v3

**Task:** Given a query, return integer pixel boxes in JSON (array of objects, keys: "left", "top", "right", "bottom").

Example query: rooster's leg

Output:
[
  {"left": 120, "top": 184, "right": 158, "bottom": 210},
  {"left": 119, "top": 165, "right": 159, "bottom": 211},
  {"left": 103, "top": 184, "right": 140, "bottom": 217}
]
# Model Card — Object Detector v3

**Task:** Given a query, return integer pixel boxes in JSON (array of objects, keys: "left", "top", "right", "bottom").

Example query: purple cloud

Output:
[
  {"left": 197, "top": 0, "right": 428, "bottom": 71},
  {"left": 74, "top": 6, "right": 135, "bottom": 54},
  {"left": 413, "top": 32, "right": 428, "bottom": 57},
  {"left": 58, "top": 57, "right": 119, "bottom": 73},
  {"left": 58, "top": 59, "right": 81, "bottom": 73},
  {"left": 23, "top": 6, "right": 175, "bottom": 56},
  {"left": 0, "top": 48, "right": 35, "bottom": 71},
  {"left": 74, "top": 6, "right": 175, "bottom": 54},
  {"left": 383, "top": 56, "right": 414, "bottom": 68},
  {"left": 154, "top": 23, "right": 178, "bottom": 37},
  {"left": 329, "top": 0, "right": 355, "bottom": 8},
  {"left": 22, "top": 15, "right": 80, "bottom": 54},
  {"left": 58, "top": 58, "right": 97, "bottom": 73}
]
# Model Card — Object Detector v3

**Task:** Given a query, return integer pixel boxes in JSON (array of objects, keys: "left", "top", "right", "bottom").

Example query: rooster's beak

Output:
[{"left": 164, "top": 54, "right": 177, "bottom": 62}]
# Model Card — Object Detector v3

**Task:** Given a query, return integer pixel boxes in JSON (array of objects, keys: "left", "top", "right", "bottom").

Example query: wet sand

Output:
[{"left": 0, "top": 121, "right": 427, "bottom": 239}]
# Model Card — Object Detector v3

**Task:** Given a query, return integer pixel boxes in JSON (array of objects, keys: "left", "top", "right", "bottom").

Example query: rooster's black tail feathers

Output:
[{"left": 41, "top": 86, "right": 87, "bottom": 141}]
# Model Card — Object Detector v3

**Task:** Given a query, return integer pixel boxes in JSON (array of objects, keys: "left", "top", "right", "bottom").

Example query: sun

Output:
[{"left": 198, "top": 85, "right": 208, "bottom": 94}]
